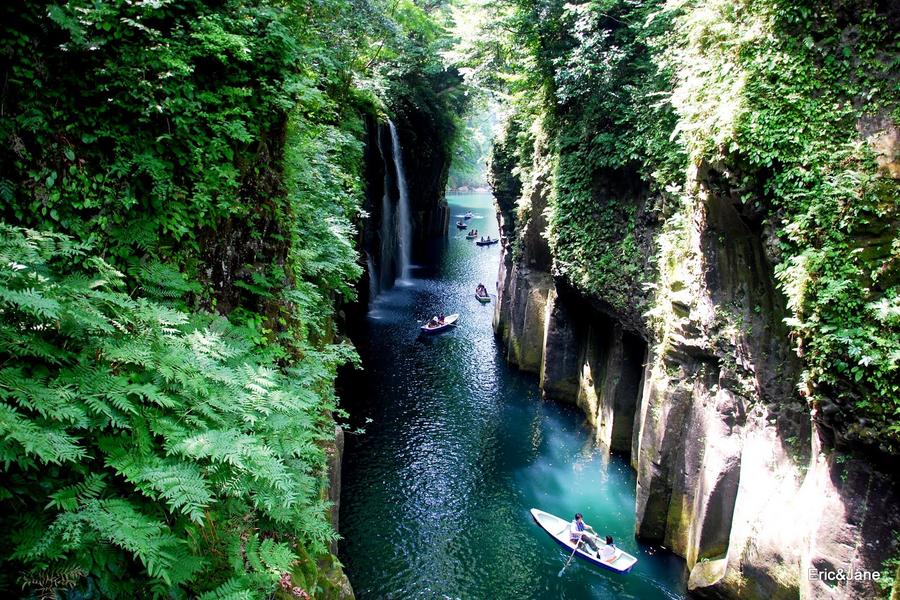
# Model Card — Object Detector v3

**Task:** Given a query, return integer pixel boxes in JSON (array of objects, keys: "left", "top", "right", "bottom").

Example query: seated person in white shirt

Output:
[{"left": 598, "top": 535, "right": 617, "bottom": 561}]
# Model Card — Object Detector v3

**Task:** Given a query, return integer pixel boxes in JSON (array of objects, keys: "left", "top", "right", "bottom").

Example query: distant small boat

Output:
[
  {"left": 475, "top": 293, "right": 491, "bottom": 304},
  {"left": 466, "top": 231, "right": 478, "bottom": 239},
  {"left": 456, "top": 222, "right": 468, "bottom": 229},
  {"left": 420, "top": 313, "right": 460, "bottom": 334},
  {"left": 475, "top": 238, "right": 498, "bottom": 246},
  {"left": 530, "top": 508, "right": 638, "bottom": 574},
  {"left": 464, "top": 212, "right": 474, "bottom": 219}
]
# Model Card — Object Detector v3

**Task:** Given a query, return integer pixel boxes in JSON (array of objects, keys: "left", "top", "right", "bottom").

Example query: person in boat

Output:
[
  {"left": 570, "top": 513, "right": 601, "bottom": 553},
  {"left": 428, "top": 316, "right": 440, "bottom": 328},
  {"left": 438, "top": 312, "right": 445, "bottom": 324},
  {"left": 598, "top": 535, "right": 616, "bottom": 561}
]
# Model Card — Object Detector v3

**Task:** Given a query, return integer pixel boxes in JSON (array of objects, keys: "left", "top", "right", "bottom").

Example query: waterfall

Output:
[
  {"left": 377, "top": 126, "right": 395, "bottom": 293},
  {"left": 366, "top": 252, "right": 379, "bottom": 303},
  {"left": 367, "top": 119, "right": 412, "bottom": 304},
  {"left": 388, "top": 120, "right": 412, "bottom": 281}
]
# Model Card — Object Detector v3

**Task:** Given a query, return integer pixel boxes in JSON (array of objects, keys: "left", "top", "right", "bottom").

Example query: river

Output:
[{"left": 339, "top": 192, "right": 687, "bottom": 599}]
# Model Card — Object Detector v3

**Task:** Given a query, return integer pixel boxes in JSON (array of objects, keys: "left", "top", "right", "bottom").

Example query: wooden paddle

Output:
[{"left": 558, "top": 538, "right": 582, "bottom": 577}]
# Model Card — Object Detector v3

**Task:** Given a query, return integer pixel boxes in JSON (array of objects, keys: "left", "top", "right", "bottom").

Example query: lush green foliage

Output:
[
  {"left": 655, "top": 0, "right": 899, "bottom": 450},
  {"left": 726, "top": 1, "right": 898, "bottom": 449},
  {"left": 2, "top": 0, "right": 327, "bottom": 259},
  {"left": 0, "top": 0, "right": 460, "bottom": 596},
  {"left": 877, "top": 531, "right": 900, "bottom": 598},
  {"left": 462, "top": 0, "right": 899, "bottom": 451},
  {"left": 359, "top": 0, "right": 467, "bottom": 155},
  {"left": 0, "top": 226, "right": 351, "bottom": 596},
  {"left": 463, "top": 0, "right": 685, "bottom": 315}
]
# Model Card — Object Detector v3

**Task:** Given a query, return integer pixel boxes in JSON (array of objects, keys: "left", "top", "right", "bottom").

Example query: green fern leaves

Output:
[{"left": 0, "top": 227, "right": 340, "bottom": 596}]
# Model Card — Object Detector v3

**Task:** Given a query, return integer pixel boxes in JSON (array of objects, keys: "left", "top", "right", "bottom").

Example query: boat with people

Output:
[
  {"left": 475, "top": 283, "right": 491, "bottom": 303},
  {"left": 530, "top": 508, "right": 638, "bottom": 574},
  {"left": 466, "top": 229, "right": 478, "bottom": 239},
  {"left": 420, "top": 313, "right": 459, "bottom": 334},
  {"left": 463, "top": 211, "right": 474, "bottom": 219},
  {"left": 475, "top": 236, "right": 498, "bottom": 246},
  {"left": 456, "top": 221, "right": 468, "bottom": 229}
]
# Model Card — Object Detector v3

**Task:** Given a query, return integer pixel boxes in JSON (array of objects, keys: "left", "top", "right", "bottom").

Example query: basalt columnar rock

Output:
[
  {"left": 322, "top": 426, "right": 355, "bottom": 599},
  {"left": 491, "top": 124, "right": 900, "bottom": 599}
]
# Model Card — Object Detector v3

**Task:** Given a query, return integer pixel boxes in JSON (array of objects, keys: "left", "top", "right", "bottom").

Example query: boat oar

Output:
[{"left": 558, "top": 538, "right": 582, "bottom": 577}]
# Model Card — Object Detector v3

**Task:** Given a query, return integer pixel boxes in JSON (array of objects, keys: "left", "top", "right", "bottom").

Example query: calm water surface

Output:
[{"left": 339, "top": 192, "right": 686, "bottom": 599}]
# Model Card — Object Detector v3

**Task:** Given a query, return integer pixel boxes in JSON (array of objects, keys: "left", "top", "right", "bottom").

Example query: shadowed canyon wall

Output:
[
  {"left": 491, "top": 121, "right": 900, "bottom": 598},
  {"left": 358, "top": 113, "right": 451, "bottom": 302}
]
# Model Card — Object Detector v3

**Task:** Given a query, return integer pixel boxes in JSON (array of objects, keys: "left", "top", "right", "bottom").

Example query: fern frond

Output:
[
  {"left": 0, "top": 225, "right": 348, "bottom": 593},
  {"left": 196, "top": 578, "right": 255, "bottom": 600},
  {"left": 0, "top": 368, "right": 88, "bottom": 425},
  {"left": 0, "top": 404, "right": 86, "bottom": 465},
  {"left": 0, "top": 287, "right": 61, "bottom": 320},
  {"left": 104, "top": 450, "right": 212, "bottom": 523},
  {"left": 46, "top": 473, "right": 107, "bottom": 511},
  {"left": 73, "top": 499, "right": 204, "bottom": 585},
  {"left": 171, "top": 430, "right": 290, "bottom": 488},
  {"left": 126, "top": 382, "right": 179, "bottom": 409},
  {"left": 0, "top": 328, "right": 69, "bottom": 364},
  {"left": 132, "top": 261, "right": 200, "bottom": 302},
  {"left": 257, "top": 538, "right": 296, "bottom": 573}
]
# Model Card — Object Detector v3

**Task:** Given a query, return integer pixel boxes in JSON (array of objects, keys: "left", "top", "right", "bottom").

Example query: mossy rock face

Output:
[
  {"left": 689, "top": 560, "right": 800, "bottom": 600},
  {"left": 688, "top": 557, "right": 728, "bottom": 590},
  {"left": 505, "top": 330, "right": 523, "bottom": 367},
  {"left": 664, "top": 493, "right": 692, "bottom": 557},
  {"left": 276, "top": 548, "right": 355, "bottom": 600},
  {"left": 892, "top": 562, "right": 900, "bottom": 600},
  {"left": 315, "top": 554, "right": 355, "bottom": 600}
]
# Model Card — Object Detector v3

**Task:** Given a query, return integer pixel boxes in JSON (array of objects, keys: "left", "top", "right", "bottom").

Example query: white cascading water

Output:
[
  {"left": 366, "top": 252, "right": 379, "bottom": 303},
  {"left": 388, "top": 120, "right": 412, "bottom": 281},
  {"left": 377, "top": 126, "right": 393, "bottom": 293}
]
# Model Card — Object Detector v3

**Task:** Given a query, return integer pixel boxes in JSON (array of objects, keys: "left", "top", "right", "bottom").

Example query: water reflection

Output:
[{"left": 339, "top": 193, "right": 686, "bottom": 599}]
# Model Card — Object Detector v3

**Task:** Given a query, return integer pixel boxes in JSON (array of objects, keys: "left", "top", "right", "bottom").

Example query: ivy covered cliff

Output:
[
  {"left": 0, "top": 0, "right": 461, "bottom": 597},
  {"left": 456, "top": 0, "right": 900, "bottom": 597}
]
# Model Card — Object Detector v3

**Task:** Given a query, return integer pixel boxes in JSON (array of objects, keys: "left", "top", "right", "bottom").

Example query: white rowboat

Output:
[
  {"left": 420, "top": 313, "right": 460, "bottom": 334},
  {"left": 530, "top": 508, "right": 638, "bottom": 574}
]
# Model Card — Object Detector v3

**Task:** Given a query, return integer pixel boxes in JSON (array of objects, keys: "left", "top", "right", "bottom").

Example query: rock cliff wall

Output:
[
  {"left": 394, "top": 108, "right": 452, "bottom": 242},
  {"left": 492, "top": 138, "right": 900, "bottom": 599},
  {"left": 321, "top": 426, "right": 355, "bottom": 599}
]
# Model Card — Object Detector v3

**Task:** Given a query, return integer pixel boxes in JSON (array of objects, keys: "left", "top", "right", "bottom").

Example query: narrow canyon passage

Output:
[{"left": 339, "top": 192, "right": 686, "bottom": 599}]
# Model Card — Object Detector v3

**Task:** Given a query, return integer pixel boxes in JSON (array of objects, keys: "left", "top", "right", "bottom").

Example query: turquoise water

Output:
[{"left": 339, "top": 192, "right": 686, "bottom": 599}]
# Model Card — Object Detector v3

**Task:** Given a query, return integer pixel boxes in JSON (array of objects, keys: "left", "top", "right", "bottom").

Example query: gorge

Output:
[
  {"left": 343, "top": 0, "right": 900, "bottom": 595},
  {"left": 0, "top": 0, "right": 897, "bottom": 598}
]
